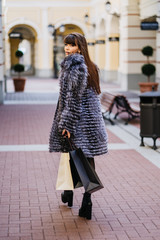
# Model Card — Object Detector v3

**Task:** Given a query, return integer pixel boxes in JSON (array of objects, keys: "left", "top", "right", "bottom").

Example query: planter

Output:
[
  {"left": 138, "top": 82, "right": 159, "bottom": 93},
  {"left": 13, "top": 78, "right": 26, "bottom": 92}
]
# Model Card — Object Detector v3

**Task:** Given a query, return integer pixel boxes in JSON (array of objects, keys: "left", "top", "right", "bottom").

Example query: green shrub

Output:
[
  {"left": 141, "top": 64, "right": 156, "bottom": 77},
  {"left": 14, "top": 63, "right": 25, "bottom": 72},
  {"left": 14, "top": 50, "right": 25, "bottom": 78},
  {"left": 141, "top": 46, "right": 156, "bottom": 82},
  {"left": 15, "top": 50, "right": 24, "bottom": 58},
  {"left": 141, "top": 46, "right": 153, "bottom": 57},
  {"left": 14, "top": 64, "right": 25, "bottom": 78}
]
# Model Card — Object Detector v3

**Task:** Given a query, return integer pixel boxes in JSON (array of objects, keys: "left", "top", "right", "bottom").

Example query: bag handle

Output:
[{"left": 65, "top": 137, "right": 77, "bottom": 151}]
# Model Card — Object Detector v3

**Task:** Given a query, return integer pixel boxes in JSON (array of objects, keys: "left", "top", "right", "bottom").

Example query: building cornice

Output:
[
  {"left": 5, "top": 0, "right": 91, "bottom": 8},
  {"left": 139, "top": 0, "right": 158, "bottom": 19},
  {"left": 90, "top": 0, "right": 104, "bottom": 5},
  {"left": 140, "top": 0, "right": 157, "bottom": 9}
]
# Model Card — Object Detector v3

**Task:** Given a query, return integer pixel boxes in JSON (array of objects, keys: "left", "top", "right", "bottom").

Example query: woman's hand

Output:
[{"left": 62, "top": 129, "right": 71, "bottom": 138}]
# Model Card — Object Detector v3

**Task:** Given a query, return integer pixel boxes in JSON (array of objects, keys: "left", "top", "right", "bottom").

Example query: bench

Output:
[
  {"left": 101, "top": 92, "right": 140, "bottom": 125},
  {"left": 100, "top": 92, "right": 117, "bottom": 125}
]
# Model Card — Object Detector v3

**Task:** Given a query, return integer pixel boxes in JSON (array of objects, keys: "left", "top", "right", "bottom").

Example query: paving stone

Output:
[{"left": 1, "top": 80, "right": 160, "bottom": 239}]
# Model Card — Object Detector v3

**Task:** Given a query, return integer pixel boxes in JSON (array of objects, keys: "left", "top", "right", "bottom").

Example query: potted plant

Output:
[
  {"left": 13, "top": 50, "right": 26, "bottom": 92},
  {"left": 139, "top": 46, "right": 158, "bottom": 93}
]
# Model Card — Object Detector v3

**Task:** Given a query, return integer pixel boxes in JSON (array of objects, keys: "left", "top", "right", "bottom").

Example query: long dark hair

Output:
[{"left": 64, "top": 32, "right": 101, "bottom": 94}]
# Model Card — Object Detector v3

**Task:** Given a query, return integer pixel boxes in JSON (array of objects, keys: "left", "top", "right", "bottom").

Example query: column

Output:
[
  {"left": 95, "top": 38, "right": 106, "bottom": 81},
  {"left": 87, "top": 40, "right": 95, "bottom": 62},
  {"left": 105, "top": 14, "right": 120, "bottom": 82},
  {"left": 42, "top": 8, "right": 49, "bottom": 70},
  {"left": 36, "top": 7, "right": 52, "bottom": 77}
]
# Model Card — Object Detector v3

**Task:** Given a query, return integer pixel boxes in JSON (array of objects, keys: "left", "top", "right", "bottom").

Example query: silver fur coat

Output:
[{"left": 49, "top": 53, "right": 108, "bottom": 157}]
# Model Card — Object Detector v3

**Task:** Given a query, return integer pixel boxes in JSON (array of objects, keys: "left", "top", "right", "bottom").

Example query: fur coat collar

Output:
[
  {"left": 60, "top": 53, "right": 86, "bottom": 70},
  {"left": 59, "top": 53, "right": 88, "bottom": 98}
]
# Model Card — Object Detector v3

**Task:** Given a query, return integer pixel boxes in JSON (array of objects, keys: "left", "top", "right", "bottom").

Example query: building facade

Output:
[{"left": 0, "top": 0, "right": 159, "bottom": 102}]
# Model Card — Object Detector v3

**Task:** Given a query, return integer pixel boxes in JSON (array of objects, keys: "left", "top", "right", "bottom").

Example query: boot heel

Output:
[
  {"left": 61, "top": 193, "right": 67, "bottom": 203},
  {"left": 79, "top": 202, "right": 92, "bottom": 219},
  {"left": 85, "top": 202, "right": 92, "bottom": 220},
  {"left": 61, "top": 191, "right": 73, "bottom": 207},
  {"left": 79, "top": 207, "right": 86, "bottom": 217},
  {"left": 67, "top": 192, "right": 73, "bottom": 207},
  {"left": 79, "top": 192, "right": 92, "bottom": 220}
]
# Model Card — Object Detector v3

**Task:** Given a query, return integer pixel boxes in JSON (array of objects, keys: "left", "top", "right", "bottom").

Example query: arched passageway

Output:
[{"left": 8, "top": 25, "right": 37, "bottom": 76}]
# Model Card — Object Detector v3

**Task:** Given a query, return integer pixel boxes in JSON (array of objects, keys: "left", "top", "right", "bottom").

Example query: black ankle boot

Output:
[
  {"left": 61, "top": 190, "right": 73, "bottom": 207},
  {"left": 79, "top": 192, "right": 92, "bottom": 220}
]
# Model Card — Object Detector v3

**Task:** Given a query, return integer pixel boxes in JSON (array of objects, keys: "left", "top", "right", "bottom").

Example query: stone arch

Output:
[
  {"left": 54, "top": 17, "right": 88, "bottom": 37},
  {"left": 110, "top": 15, "right": 119, "bottom": 34},
  {"left": 6, "top": 19, "right": 41, "bottom": 39},
  {"left": 7, "top": 23, "right": 38, "bottom": 76}
]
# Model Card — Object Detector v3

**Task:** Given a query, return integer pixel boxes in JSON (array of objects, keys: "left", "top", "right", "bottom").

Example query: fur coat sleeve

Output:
[{"left": 58, "top": 54, "right": 88, "bottom": 135}]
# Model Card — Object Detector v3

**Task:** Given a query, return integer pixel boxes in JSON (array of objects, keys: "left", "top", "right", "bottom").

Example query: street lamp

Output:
[
  {"left": 105, "top": 1, "right": 111, "bottom": 13},
  {"left": 59, "top": 24, "right": 65, "bottom": 33},
  {"left": 84, "top": 14, "right": 96, "bottom": 28},
  {"left": 48, "top": 24, "right": 55, "bottom": 35},
  {"left": 48, "top": 24, "right": 65, "bottom": 78},
  {"left": 105, "top": 1, "right": 120, "bottom": 17}
]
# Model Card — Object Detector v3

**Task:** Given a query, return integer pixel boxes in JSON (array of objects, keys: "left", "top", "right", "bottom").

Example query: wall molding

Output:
[{"left": 6, "top": 1, "right": 91, "bottom": 8}]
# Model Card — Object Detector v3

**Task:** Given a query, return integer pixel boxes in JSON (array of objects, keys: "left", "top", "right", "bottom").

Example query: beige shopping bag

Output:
[{"left": 56, "top": 153, "right": 74, "bottom": 190}]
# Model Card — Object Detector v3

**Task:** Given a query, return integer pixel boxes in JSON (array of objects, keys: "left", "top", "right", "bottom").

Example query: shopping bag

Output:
[
  {"left": 69, "top": 148, "right": 104, "bottom": 194},
  {"left": 56, "top": 153, "right": 74, "bottom": 190},
  {"left": 69, "top": 156, "right": 83, "bottom": 189}
]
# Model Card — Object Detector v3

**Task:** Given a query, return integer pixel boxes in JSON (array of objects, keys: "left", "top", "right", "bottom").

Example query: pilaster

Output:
[
  {"left": 41, "top": 7, "right": 50, "bottom": 74},
  {"left": 35, "top": 7, "right": 52, "bottom": 77}
]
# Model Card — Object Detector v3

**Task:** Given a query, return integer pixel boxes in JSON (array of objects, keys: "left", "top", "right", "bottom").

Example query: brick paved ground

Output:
[{"left": 0, "top": 78, "right": 160, "bottom": 240}]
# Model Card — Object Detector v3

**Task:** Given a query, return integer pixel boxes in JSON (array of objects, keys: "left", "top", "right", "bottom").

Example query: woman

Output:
[{"left": 49, "top": 32, "right": 108, "bottom": 220}]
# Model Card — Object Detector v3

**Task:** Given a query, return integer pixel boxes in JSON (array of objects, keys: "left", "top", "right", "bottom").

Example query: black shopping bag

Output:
[
  {"left": 69, "top": 155, "right": 83, "bottom": 189},
  {"left": 69, "top": 148, "right": 104, "bottom": 194}
]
